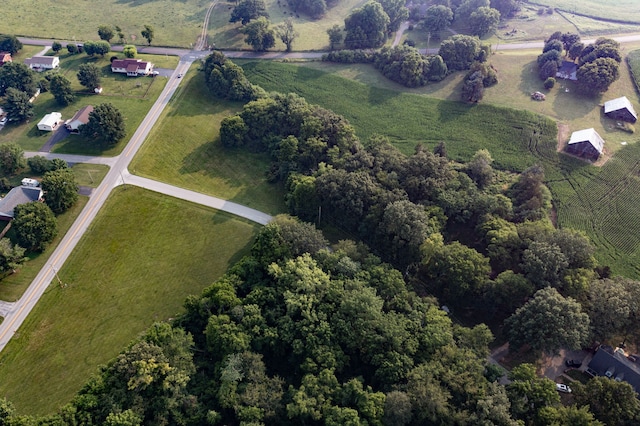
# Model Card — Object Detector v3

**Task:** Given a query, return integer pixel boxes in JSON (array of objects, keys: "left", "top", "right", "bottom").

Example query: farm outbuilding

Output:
[
  {"left": 566, "top": 128, "right": 605, "bottom": 161},
  {"left": 37, "top": 112, "right": 62, "bottom": 131},
  {"left": 604, "top": 96, "right": 638, "bottom": 123}
]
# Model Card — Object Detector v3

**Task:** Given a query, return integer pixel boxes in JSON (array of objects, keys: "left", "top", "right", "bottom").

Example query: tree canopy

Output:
[
  {"left": 230, "top": 0, "right": 269, "bottom": 25},
  {"left": 49, "top": 74, "right": 75, "bottom": 106},
  {"left": 0, "top": 142, "right": 26, "bottom": 174},
  {"left": 0, "top": 34, "right": 22, "bottom": 55},
  {"left": 0, "top": 62, "right": 37, "bottom": 97},
  {"left": 77, "top": 63, "right": 101, "bottom": 90},
  {"left": 141, "top": 25, "right": 154, "bottom": 45},
  {"left": 2, "top": 87, "right": 33, "bottom": 122},
  {"left": 41, "top": 168, "right": 79, "bottom": 214},
  {"left": 12, "top": 202, "right": 58, "bottom": 252},
  {"left": 98, "top": 25, "right": 115, "bottom": 42},
  {"left": 344, "top": 1, "right": 390, "bottom": 49},
  {"left": 242, "top": 17, "right": 275, "bottom": 52},
  {"left": 80, "top": 103, "right": 126, "bottom": 147}
]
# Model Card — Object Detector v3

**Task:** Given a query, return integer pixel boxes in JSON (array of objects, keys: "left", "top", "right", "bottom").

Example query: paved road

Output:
[{"left": 23, "top": 151, "right": 119, "bottom": 166}]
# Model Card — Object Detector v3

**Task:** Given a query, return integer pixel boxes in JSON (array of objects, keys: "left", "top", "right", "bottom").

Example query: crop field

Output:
[
  {"left": 130, "top": 67, "right": 287, "bottom": 215},
  {"left": 241, "top": 61, "right": 640, "bottom": 276},
  {"left": 1, "top": 0, "right": 211, "bottom": 48},
  {"left": 208, "top": 0, "right": 367, "bottom": 51},
  {"left": 0, "top": 187, "right": 260, "bottom": 414},
  {"left": 628, "top": 49, "right": 640, "bottom": 93},
  {"left": 0, "top": 51, "right": 169, "bottom": 154},
  {"left": 534, "top": 0, "right": 640, "bottom": 23}
]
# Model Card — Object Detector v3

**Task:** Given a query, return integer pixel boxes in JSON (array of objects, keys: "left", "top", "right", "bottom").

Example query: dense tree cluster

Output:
[
  {"left": 461, "top": 61, "right": 498, "bottom": 102},
  {"left": 202, "top": 51, "right": 265, "bottom": 102},
  {"left": 12, "top": 202, "right": 58, "bottom": 252},
  {"left": 49, "top": 74, "right": 75, "bottom": 106},
  {"left": 230, "top": 0, "right": 269, "bottom": 25},
  {"left": 242, "top": 17, "right": 276, "bottom": 52},
  {"left": 83, "top": 40, "right": 111, "bottom": 56},
  {"left": 374, "top": 45, "right": 448, "bottom": 87},
  {"left": 0, "top": 34, "right": 22, "bottom": 55},
  {"left": 79, "top": 103, "right": 126, "bottom": 147},
  {"left": 438, "top": 34, "right": 484, "bottom": 71},
  {"left": 77, "top": 63, "right": 102, "bottom": 90},
  {"left": 538, "top": 33, "right": 621, "bottom": 94},
  {"left": 41, "top": 168, "right": 79, "bottom": 214},
  {"left": 0, "top": 62, "right": 37, "bottom": 97},
  {"left": 418, "top": 0, "right": 502, "bottom": 38},
  {"left": 344, "top": 1, "right": 390, "bottom": 49}
]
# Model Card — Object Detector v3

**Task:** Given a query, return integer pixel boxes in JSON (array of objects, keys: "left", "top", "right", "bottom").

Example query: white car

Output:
[
  {"left": 0, "top": 117, "right": 7, "bottom": 125},
  {"left": 556, "top": 383, "right": 572, "bottom": 393}
]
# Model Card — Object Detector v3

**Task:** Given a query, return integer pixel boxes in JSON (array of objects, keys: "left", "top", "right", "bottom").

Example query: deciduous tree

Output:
[
  {"left": 51, "top": 41, "right": 62, "bottom": 53},
  {"left": 0, "top": 62, "right": 37, "bottom": 96},
  {"left": 275, "top": 18, "right": 298, "bottom": 52},
  {"left": 423, "top": 5, "right": 454, "bottom": 33},
  {"left": 438, "top": 34, "right": 481, "bottom": 71},
  {"left": 469, "top": 6, "right": 500, "bottom": 37},
  {"left": 41, "top": 168, "right": 79, "bottom": 214},
  {"left": 12, "top": 202, "right": 58, "bottom": 252},
  {"left": 242, "top": 17, "right": 275, "bottom": 52},
  {"left": 327, "top": 25, "right": 343, "bottom": 50},
  {"left": 344, "top": 1, "right": 390, "bottom": 49},
  {"left": 573, "top": 377, "right": 640, "bottom": 426},
  {"left": 505, "top": 287, "right": 590, "bottom": 354},
  {"left": 577, "top": 57, "right": 620, "bottom": 95},
  {"left": 123, "top": 44, "right": 137, "bottom": 58},
  {"left": 80, "top": 103, "right": 126, "bottom": 147},
  {"left": 0, "top": 238, "right": 26, "bottom": 276},
  {"left": 141, "top": 25, "right": 154, "bottom": 45},
  {"left": 77, "top": 63, "right": 101, "bottom": 90},
  {"left": 0, "top": 142, "right": 26, "bottom": 174},
  {"left": 2, "top": 88, "right": 33, "bottom": 122},
  {"left": 0, "top": 34, "right": 22, "bottom": 55},
  {"left": 98, "top": 25, "right": 115, "bottom": 42},
  {"left": 379, "top": 0, "right": 409, "bottom": 32},
  {"left": 230, "top": 0, "right": 269, "bottom": 25},
  {"left": 49, "top": 74, "right": 75, "bottom": 106}
]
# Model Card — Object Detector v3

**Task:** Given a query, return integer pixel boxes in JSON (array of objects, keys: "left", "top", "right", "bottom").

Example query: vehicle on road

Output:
[
  {"left": 565, "top": 359, "right": 581, "bottom": 368},
  {"left": 178, "top": 73, "right": 183, "bottom": 78},
  {"left": 556, "top": 383, "right": 572, "bottom": 393}
]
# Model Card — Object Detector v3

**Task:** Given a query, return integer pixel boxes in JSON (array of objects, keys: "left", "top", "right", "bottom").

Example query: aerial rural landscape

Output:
[{"left": 2, "top": 0, "right": 640, "bottom": 424}]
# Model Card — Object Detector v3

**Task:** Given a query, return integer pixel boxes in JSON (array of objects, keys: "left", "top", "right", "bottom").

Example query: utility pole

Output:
[{"left": 52, "top": 266, "right": 66, "bottom": 288}]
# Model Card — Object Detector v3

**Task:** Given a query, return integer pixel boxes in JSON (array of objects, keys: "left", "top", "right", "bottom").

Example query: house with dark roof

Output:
[
  {"left": 566, "top": 128, "right": 605, "bottom": 161},
  {"left": 24, "top": 55, "right": 59, "bottom": 71},
  {"left": 111, "top": 59, "right": 153, "bottom": 77},
  {"left": 604, "top": 96, "right": 638, "bottom": 123},
  {"left": 587, "top": 345, "right": 640, "bottom": 393},
  {"left": 0, "top": 186, "right": 44, "bottom": 221},
  {"left": 0, "top": 52, "right": 12, "bottom": 66},
  {"left": 556, "top": 61, "right": 578, "bottom": 81},
  {"left": 66, "top": 105, "right": 94, "bottom": 133}
]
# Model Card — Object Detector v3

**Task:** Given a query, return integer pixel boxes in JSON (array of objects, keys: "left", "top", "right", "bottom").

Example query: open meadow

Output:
[
  {"left": 240, "top": 60, "right": 640, "bottom": 277},
  {"left": 0, "top": 187, "right": 260, "bottom": 415},
  {"left": 535, "top": 0, "right": 640, "bottom": 23},
  {"left": 130, "top": 66, "right": 287, "bottom": 215},
  {"left": 1, "top": 0, "right": 211, "bottom": 48},
  {"left": 189, "top": 0, "right": 366, "bottom": 51},
  {"left": 0, "top": 50, "right": 173, "bottom": 154}
]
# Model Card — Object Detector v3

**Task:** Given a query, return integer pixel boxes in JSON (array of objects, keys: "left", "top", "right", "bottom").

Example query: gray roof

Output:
[
  {"left": 604, "top": 96, "right": 638, "bottom": 118},
  {"left": 568, "top": 128, "right": 605, "bottom": 153},
  {"left": 24, "top": 56, "right": 57, "bottom": 66},
  {"left": 0, "top": 186, "right": 43, "bottom": 219},
  {"left": 588, "top": 346, "right": 640, "bottom": 392}
]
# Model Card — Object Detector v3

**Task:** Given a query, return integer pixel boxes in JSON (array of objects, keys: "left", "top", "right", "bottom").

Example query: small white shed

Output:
[
  {"left": 37, "top": 112, "right": 62, "bottom": 131},
  {"left": 21, "top": 178, "right": 39, "bottom": 187}
]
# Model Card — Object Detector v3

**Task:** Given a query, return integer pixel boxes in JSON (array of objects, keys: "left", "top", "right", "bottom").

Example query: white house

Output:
[
  {"left": 111, "top": 59, "right": 153, "bottom": 77},
  {"left": 24, "top": 55, "right": 60, "bottom": 71},
  {"left": 66, "top": 105, "right": 94, "bottom": 133},
  {"left": 37, "top": 112, "right": 62, "bottom": 131}
]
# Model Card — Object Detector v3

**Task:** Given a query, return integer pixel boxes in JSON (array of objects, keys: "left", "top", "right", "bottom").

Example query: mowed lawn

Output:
[
  {"left": 538, "top": 0, "right": 640, "bottom": 23},
  {"left": 0, "top": 187, "right": 260, "bottom": 415},
  {"left": 130, "top": 67, "right": 287, "bottom": 215},
  {"left": 0, "top": 51, "right": 170, "bottom": 154},
  {"left": 1, "top": 0, "right": 210, "bottom": 47}
]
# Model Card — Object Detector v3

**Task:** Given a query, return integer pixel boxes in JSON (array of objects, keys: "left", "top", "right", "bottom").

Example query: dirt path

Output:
[{"left": 392, "top": 21, "right": 410, "bottom": 47}]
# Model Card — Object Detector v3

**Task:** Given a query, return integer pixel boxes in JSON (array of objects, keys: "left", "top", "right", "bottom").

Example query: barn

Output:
[
  {"left": 604, "top": 96, "right": 638, "bottom": 123},
  {"left": 566, "top": 128, "right": 605, "bottom": 162}
]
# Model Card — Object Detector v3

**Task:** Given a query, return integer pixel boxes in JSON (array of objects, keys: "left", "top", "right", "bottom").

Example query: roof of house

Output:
[
  {"left": 112, "top": 58, "right": 150, "bottom": 70},
  {"left": 38, "top": 112, "right": 62, "bottom": 127},
  {"left": 588, "top": 346, "right": 640, "bottom": 391},
  {"left": 556, "top": 61, "right": 578, "bottom": 80},
  {"left": 68, "top": 105, "right": 93, "bottom": 126},
  {"left": 24, "top": 56, "right": 58, "bottom": 66},
  {"left": 604, "top": 96, "right": 638, "bottom": 117},
  {"left": 568, "top": 128, "right": 605, "bottom": 153},
  {"left": 0, "top": 52, "right": 11, "bottom": 62},
  {"left": 0, "top": 186, "right": 43, "bottom": 218}
]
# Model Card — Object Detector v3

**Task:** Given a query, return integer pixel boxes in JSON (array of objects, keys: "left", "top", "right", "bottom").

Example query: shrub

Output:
[
  {"left": 544, "top": 77, "right": 556, "bottom": 89},
  {"left": 28, "top": 156, "right": 52, "bottom": 174}
]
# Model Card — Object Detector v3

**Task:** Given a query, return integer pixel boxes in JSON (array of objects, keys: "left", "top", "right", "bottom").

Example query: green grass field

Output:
[
  {"left": 239, "top": 60, "right": 640, "bottom": 277},
  {"left": 0, "top": 50, "right": 169, "bottom": 154},
  {"left": 2, "top": 0, "right": 211, "bottom": 48},
  {"left": 130, "top": 66, "right": 287, "bottom": 215},
  {"left": 628, "top": 49, "right": 640, "bottom": 93},
  {"left": 536, "top": 0, "right": 640, "bottom": 23},
  {"left": 70, "top": 164, "right": 109, "bottom": 187},
  {"left": 0, "top": 187, "right": 260, "bottom": 415},
  {"left": 207, "top": 0, "right": 367, "bottom": 51}
]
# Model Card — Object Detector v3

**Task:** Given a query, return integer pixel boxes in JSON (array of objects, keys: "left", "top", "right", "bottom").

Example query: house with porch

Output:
[
  {"left": 24, "top": 55, "right": 59, "bottom": 71},
  {"left": 111, "top": 59, "right": 153, "bottom": 77}
]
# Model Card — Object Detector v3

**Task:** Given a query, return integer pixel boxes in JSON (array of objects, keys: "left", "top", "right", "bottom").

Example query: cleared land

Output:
[
  {"left": 129, "top": 67, "right": 287, "bottom": 215},
  {"left": 1, "top": 0, "right": 211, "bottom": 48},
  {"left": 0, "top": 51, "right": 172, "bottom": 154},
  {"left": 240, "top": 60, "right": 640, "bottom": 277},
  {"left": 536, "top": 0, "right": 640, "bottom": 23},
  {"left": 0, "top": 187, "right": 260, "bottom": 415}
]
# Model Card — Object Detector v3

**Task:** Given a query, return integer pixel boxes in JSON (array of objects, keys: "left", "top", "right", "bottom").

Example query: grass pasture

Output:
[
  {"left": 0, "top": 187, "right": 260, "bottom": 415},
  {"left": 628, "top": 49, "right": 640, "bottom": 93},
  {"left": 2, "top": 0, "right": 211, "bottom": 48},
  {"left": 130, "top": 68, "right": 287, "bottom": 215},
  {"left": 0, "top": 51, "right": 168, "bottom": 154},
  {"left": 534, "top": 0, "right": 640, "bottom": 24},
  {"left": 239, "top": 60, "right": 640, "bottom": 276},
  {"left": 208, "top": 0, "right": 367, "bottom": 51}
]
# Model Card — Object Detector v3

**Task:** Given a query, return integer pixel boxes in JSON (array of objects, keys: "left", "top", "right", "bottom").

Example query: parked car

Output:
[
  {"left": 556, "top": 383, "right": 572, "bottom": 393},
  {"left": 565, "top": 359, "right": 581, "bottom": 368},
  {"left": 177, "top": 73, "right": 183, "bottom": 78}
]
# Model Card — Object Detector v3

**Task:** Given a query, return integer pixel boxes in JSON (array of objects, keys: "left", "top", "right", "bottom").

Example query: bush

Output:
[
  {"left": 322, "top": 50, "right": 375, "bottom": 64},
  {"left": 403, "top": 39, "right": 416, "bottom": 47},
  {"left": 544, "top": 77, "right": 556, "bottom": 89},
  {"left": 28, "top": 156, "right": 53, "bottom": 174},
  {"left": 66, "top": 43, "right": 78, "bottom": 54}
]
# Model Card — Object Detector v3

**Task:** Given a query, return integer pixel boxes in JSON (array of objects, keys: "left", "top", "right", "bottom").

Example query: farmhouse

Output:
[
  {"left": 604, "top": 96, "right": 638, "bottom": 123},
  {"left": 24, "top": 55, "right": 60, "bottom": 71},
  {"left": 0, "top": 52, "right": 12, "bottom": 66},
  {"left": 566, "top": 128, "right": 605, "bottom": 161},
  {"left": 0, "top": 186, "right": 44, "bottom": 221},
  {"left": 66, "top": 105, "right": 94, "bottom": 133},
  {"left": 37, "top": 112, "right": 63, "bottom": 132},
  {"left": 587, "top": 345, "right": 640, "bottom": 392},
  {"left": 111, "top": 59, "right": 153, "bottom": 77},
  {"left": 556, "top": 61, "right": 577, "bottom": 81}
]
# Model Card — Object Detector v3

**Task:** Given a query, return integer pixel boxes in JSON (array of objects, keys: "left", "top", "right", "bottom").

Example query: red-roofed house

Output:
[
  {"left": 0, "top": 52, "right": 12, "bottom": 66},
  {"left": 111, "top": 59, "right": 153, "bottom": 77}
]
